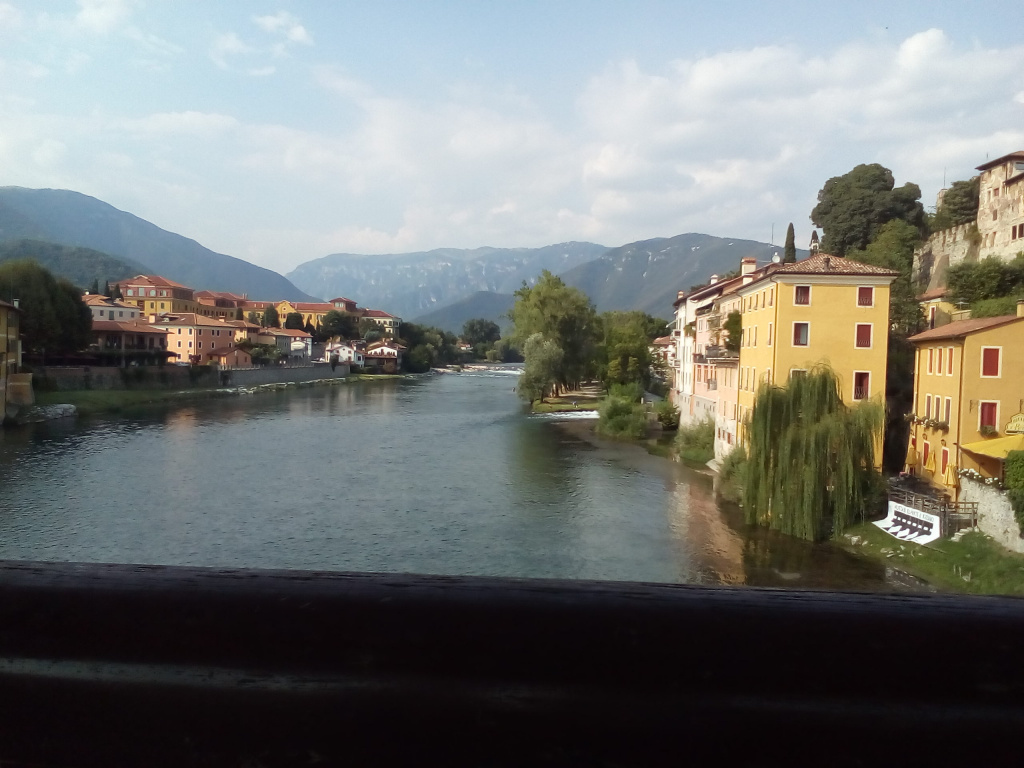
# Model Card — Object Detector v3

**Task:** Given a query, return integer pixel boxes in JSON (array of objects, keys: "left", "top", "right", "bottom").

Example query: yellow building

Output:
[
  {"left": 907, "top": 306, "right": 1024, "bottom": 495},
  {"left": 735, "top": 253, "right": 897, "bottom": 444},
  {"left": 118, "top": 275, "right": 205, "bottom": 316}
]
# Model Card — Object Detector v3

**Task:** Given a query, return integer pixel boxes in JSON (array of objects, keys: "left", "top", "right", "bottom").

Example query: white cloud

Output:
[
  {"left": 75, "top": 0, "right": 134, "bottom": 34},
  {"left": 210, "top": 32, "right": 255, "bottom": 70},
  {"left": 253, "top": 11, "right": 312, "bottom": 46},
  {"left": 125, "top": 111, "right": 239, "bottom": 136},
  {"left": 0, "top": 2, "right": 23, "bottom": 33}
]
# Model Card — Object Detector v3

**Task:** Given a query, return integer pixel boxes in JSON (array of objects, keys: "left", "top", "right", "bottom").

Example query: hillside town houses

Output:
[{"left": 84, "top": 274, "right": 404, "bottom": 369}]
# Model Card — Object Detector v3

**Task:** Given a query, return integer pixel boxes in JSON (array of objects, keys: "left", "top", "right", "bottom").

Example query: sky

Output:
[{"left": 2, "top": 1, "right": 1024, "bottom": 275}]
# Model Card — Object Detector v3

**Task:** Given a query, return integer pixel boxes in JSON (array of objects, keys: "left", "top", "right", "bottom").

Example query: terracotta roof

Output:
[
  {"left": 652, "top": 336, "right": 674, "bottom": 346},
  {"left": 92, "top": 320, "right": 168, "bottom": 334},
  {"left": 151, "top": 313, "right": 235, "bottom": 328},
  {"left": 223, "top": 319, "right": 260, "bottom": 329},
  {"left": 283, "top": 302, "right": 335, "bottom": 312},
  {"left": 363, "top": 309, "right": 398, "bottom": 319},
  {"left": 976, "top": 151, "right": 1024, "bottom": 172},
  {"left": 0, "top": 300, "right": 18, "bottom": 311},
  {"left": 208, "top": 346, "right": 249, "bottom": 357},
  {"left": 908, "top": 314, "right": 1024, "bottom": 342},
  {"left": 769, "top": 253, "right": 899, "bottom": 277},
  {"left": 259, "top": 328, "right": 312, "bottom": 338},
  {"left": 917, "top": 287, "right": 949, "bottom": 301},
  {"left": 329, "top": 297, "right": 357, "bottom": 304},
  {"left": 195, "top": 290, "right": 246, "bottom": 301},
  {"left": 121, "top": 275, "right": 190, "bottom": 289},
  {"left": 366, "top": 340, "right": 407, "bottom": 351}
]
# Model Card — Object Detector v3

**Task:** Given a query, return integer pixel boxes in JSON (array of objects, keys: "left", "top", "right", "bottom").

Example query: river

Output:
[{"left": 0, "top": 370, "right": 893, "bottom": 589}]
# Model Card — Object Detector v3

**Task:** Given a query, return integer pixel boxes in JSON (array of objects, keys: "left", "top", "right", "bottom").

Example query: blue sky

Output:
[{"left": 2, "top": 1, "right": 1023, "bottom": 274}]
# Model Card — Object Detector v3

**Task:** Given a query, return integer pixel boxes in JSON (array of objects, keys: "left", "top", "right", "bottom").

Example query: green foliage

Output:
[
  {"left": 89, "top": 278, "right": 100, "bottom": 295},
  {"left": 0, "top": 260, "right": 92, "bottom": 357},
  {"left": 811, "top": 163, "right": 926, "bottom": 255},
  {"left": 510, "top": 270, "right": 599, "bottom": 388},
  {"left": 396, "top": 321, "right": 460, "bottom": 372},
  {"left": 461, "top": 317, "right": 501, "bottom": 347},
  {"left": 718, "top": 447, "right": 747, "bottom": 503},
  {"left": 723, "top": 311, "right": 742, "bottom": 352},
  {"left": 596, "top": 396, "right": 648, "bottom": 440},
  {"left": 321, "top": 310, "right": 360, "bottom": 340},
  {"left": 653, "top": 399, "right": 680, "bottom": 430},
  {"left": 489, "top": 338, "right": 522, "bottom": 363},
  {"left": 972, "top": 295, "right": 1024, "bottom": 318},
  {"left": 263, "top": 306, "right": 280, "bottom": 328},
  {"left": 930, "top": 177, "right": 980, "bottom": 231},
  {"left": 783, "top": 223, "right": 796, "bottom": 263},
  {"left": 1005, "top": 451, "right": 1024, "bottom": 490},
  {"left": 246, "top": 311, "right": 259, "bottom": 325},
  {"left": 600, "top": 310, "right": 660, "bottom": 389},
  {"left": 675, "top": 416, "right": 715, "bottom": 464},
  {"left": 283, "top": 312, "right": 304, "bottom": 330},
  {"left": 846, "top": 219, "right": 924, "bottom": 335},
  {"left": 518, "top": 333, "right": 564, "bottom": 403},
  {"left": 608, "top": 381, "right": 644, "bottom": 402},
  {"left": 743, "top": 366, "right": 884, "bottom": 541},
  {"left": 947, "top": 255, "right": 1024, "bottom": 306}
]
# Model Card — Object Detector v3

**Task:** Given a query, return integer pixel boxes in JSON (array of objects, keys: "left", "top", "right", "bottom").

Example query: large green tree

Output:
[
  {"left": 0, "top": 260, "right": 92, "bottom": 357},
  {"left": 846, "top": 219, "right": 923, "bottom": 336},
  {"left": 509, "top": 271, "right": 599, "bottom": 389},
  {"left": 931, "top": 176, "right": 980, "bottom": 230},
  {"left": 263, "top": 305, "right": 280, "bottom": 328},
  {"left": 320, "top": 310, "right": 360, "bottom": 340},
  {"left": 397, "top": 321, "right": 459, "bottom": 372},
  {"left": 462, "top": 318, "right": 501, "bottom": 347},
  {"left": 517, "top": 333, "right": 564, "bottom": 404},
  {"left": 600, "top": 310, "right": 660, "bottom": 390},
  {"left": 811, "top": 163, "right": 926, "bottom": 255},
  {"left": 744, "top": 366, "right": 883, "bottom": 541}
]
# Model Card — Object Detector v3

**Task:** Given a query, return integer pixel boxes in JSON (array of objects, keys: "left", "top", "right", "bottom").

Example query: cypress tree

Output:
[
  {"left": 743, "top": 366, "right": 883, "bottom": 541},
  {"left": 783, "top": 223, "right": 796, "bottom": 263},
  {"left": 89, "top": 278, "right": 100, "bottom": 295}
]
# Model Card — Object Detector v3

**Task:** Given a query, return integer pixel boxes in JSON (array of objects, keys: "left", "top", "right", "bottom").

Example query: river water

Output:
[{"left": 0, "top": 370, "right": 893, "bottom": 589}]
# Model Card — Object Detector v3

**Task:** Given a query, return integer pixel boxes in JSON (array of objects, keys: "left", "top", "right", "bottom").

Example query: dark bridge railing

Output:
[{"left": 0, "top": 561, "right": 1021, "bottom": 766}]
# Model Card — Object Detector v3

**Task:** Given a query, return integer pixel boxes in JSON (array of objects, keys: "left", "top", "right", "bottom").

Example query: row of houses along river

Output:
[{"left": 0, "top": 369, "right": 901, "bottom": 590}]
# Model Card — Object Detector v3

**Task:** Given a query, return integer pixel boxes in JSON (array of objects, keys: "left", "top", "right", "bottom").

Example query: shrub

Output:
[
  {"left": 676, "top": 416, "right": 715, "bottom": 464},
  {"left": 608, "top": 381, "right": 643, "bottom": 402},
  {"left": 596, "top": 396, "right": 648, "bottom": 440},
  {"left": 971, "top": 295, "right": 1023, "bottom": 318},
  {"left": 718, "top": 447, "right": 747, "bottom": 503},
  {"left": 654, "top": 399, "right": 680, "bottom": 430}
]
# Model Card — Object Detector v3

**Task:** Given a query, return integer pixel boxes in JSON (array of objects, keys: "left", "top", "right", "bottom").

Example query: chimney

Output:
[
  {"left": 677, "top": 290, "right": 685, "bottom": 301},
  {"left": 1017, "top": 299, "right": 1024, "bottom": 318},
  {"left": 12, "top": 299, "right": 19, "bottom": 309},
  {"left": 709, "top": 274, "right": 719, "bottom": 285},
  {"left": 149, "top": 314, "right": 156, "bottom": 323},
  {"left": 823, "top": 256, "right": 832, "bottom": 271},
  {"left": 741, "top": 257, "right": 757, "bottom": 285}
]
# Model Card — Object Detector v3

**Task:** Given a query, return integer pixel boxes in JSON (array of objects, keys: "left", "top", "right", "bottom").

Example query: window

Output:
[
  {"left": 980, "top": 401, "right": 998, "bottom": 431},
  {"left": 853, "top": 371, "right": 869, "bottom": 400},
  {"left": 922, "top": 441, "right": 930, "bottom": 470},
  {"left": 937, "top": 348, "right": 943, "bottom": 373},
  {"left": 769, "top": 288, "right": 774, "bottom": 306},
  {"left": 925, "top": 394, "right": 932, "bottom": 419},
  {"left": 793, "top": 322, "right": 809, "bottom": 346},
  {"left": 941, "top": 447, "right": 949, "bottom": 476},
  {"left": 790, "top": 368, "right": 807, "bottom": 380},
  {"left": 855, "top": 324, "right": 871, "bottom": 348},
  {"left": 947, "top": 346, "right": 954, "bottom": 375},
  {"left": 927, "top": 348, "right": 934, "bottom": 373},
  {"left": 857, "top": 286, "right": 873, "bottom": 307},
  {"left": 944, "top": 397, "right": 951, "bottom": 424},
  {"left": 794, "top": 285, "right": 810, "bottom": 305},
  {"left": 981, "top": 347, "right": 1001, "bottom": 377},
  {"left": 767, "top": 323, "right": 773, "bottom": 345}
]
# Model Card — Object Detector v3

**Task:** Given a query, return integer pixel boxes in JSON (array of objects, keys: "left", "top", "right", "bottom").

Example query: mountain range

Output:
[
  {"left": 0, "top": 187, "right": 317, "bottom": 301},
  {"left": 0, "top": 186, "right": 804, "bottom": 333}
]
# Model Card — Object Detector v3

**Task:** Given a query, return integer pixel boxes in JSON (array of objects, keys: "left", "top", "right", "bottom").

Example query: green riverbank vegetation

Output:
[
  {"left": 842, "top": 522, "right": 1024, "bottom": 596},
  {"left": 675, "top": 416, "right": 714, "bottom": 465}
]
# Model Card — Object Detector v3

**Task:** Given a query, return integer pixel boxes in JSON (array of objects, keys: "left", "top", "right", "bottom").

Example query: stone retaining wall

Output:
[
  {"left": 959, "top": 476, "right": 1024, "bottom": 554},
  {"left": 33, "top": 363, "right": 350, "bottom": 392},
  {"left": 913, "top": 222, "right": 979, "bottom": 292}
]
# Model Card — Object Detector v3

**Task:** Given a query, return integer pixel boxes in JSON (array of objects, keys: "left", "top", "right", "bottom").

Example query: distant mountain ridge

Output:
[
  {"left": 0, "top": 187, "right": 317, "bottom": 302},
  {"left": 559, "top": 233, "right": 808, "bottom": 317},
  {"left": 286, "top": 242, "right": 609, "bottom": 320},
  {"left": 412, "top": 291, "right": 516, "bottom": 334}
]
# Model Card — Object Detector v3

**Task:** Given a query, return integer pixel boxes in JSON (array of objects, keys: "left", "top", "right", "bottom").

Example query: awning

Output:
[
  {"left": 959, "top": 434, "right": 1024, "bottom": 459},
  {"left": 904, "top": 446, "right": 918, "bottom": 470},
  {"left": 943, "top": 463, "right": 959, "bottom": 489}
]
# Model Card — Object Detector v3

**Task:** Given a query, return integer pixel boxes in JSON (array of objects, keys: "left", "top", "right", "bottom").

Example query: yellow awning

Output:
[
  {"left": 923, "top": 450, "right": 936, "bottom": 473},
  {"left": 959, "top": 434, "right": 1024, "bottom": 460},
  {"left": 943, "top": 463, "right": 959, "bottom": 489},
  {"left": 904, "top": 446, "right": 918, "bottom": 470}
]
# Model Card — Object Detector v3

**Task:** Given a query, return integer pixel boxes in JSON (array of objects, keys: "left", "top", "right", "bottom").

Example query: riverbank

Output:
[
  {"left": 840, "top": 522, "right": 1024, "bottom": 595},
  {"left": 28, "top": 373, "right": 413, "bottom": 419}
]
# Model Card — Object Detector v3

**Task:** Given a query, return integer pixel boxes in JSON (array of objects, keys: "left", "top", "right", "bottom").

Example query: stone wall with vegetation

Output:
[
  {"left": 913, "top": 222, "right": 979, "bottom": 293},
  {"left": 32, "top": 363, "right": 350, "bottom": 392},
  {"left": 959, "top": 476, "right": 1024, "bottom": 554}
]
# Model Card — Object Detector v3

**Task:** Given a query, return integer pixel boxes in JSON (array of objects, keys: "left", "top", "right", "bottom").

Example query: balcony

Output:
[
  {"left": 707, "top": 379, "right": 718, "bottom": 391},
  {"left": 693, "top": 353, "right": 707, "bottom": 364},
  {"left": 705, "top": 345, "right": 738, "bottom": 361}
]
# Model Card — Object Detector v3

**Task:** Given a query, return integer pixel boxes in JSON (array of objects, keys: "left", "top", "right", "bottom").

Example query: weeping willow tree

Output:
[{"left": 743, "top": 366, "right": 884, "bottom": 541}]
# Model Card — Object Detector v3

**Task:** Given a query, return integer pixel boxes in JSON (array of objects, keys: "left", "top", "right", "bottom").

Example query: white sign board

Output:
[{"left": 873, "top": 501, "right": 941, "bottom": 545}]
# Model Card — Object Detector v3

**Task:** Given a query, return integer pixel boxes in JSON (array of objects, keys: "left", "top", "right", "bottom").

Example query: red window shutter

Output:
[
  {"left": 982, "top": 348, "right": 1000, "bottom": 377},
  {"left": 855, "top": 324, "right": 871, "bottom": 348},
  {"left": 858, "top": 287, "right": 873, "bottom": 306},
  {"left": 981, "top": 402, "right": 997, "bottom": 428}
]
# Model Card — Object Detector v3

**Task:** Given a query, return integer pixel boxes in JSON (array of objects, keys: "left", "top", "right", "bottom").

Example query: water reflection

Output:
[{"left": 0, "top": 374, "right": 892, "bottom": 589}]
